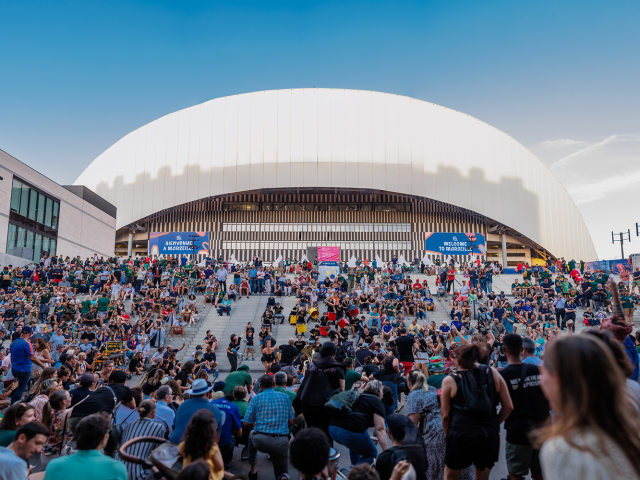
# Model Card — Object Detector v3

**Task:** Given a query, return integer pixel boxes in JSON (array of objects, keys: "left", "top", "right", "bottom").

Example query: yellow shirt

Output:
[{"left": 179, "top": 442, "right": 224, "bottom": 480}]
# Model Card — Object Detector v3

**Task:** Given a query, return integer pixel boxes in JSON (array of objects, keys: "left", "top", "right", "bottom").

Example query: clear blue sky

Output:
[{"left": 1, "top": 0, "right": 638, "bottom": 258}]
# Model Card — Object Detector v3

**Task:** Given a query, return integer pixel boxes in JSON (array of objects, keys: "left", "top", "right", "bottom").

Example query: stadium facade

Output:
[{"left": 74, "top": 88, "right": 598, "bottom": 265}]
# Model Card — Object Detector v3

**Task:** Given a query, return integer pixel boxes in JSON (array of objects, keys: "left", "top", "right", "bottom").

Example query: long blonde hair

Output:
[
  {"left": 533, "top": 335, "right": 640, "bottom": 476},
  {"left": 407, "top": 370, "right": 429, "bottom": 392}
]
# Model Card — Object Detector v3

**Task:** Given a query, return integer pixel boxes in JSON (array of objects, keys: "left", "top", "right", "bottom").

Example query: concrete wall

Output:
[{"left": 0, "top": 149, "right": 116, "bottom": 258}]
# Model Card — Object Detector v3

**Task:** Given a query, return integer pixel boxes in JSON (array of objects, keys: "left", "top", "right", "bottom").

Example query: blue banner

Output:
[
  {"left": 149, "top": 232, "right": 210, "bottom": 256},
  {"left": 424, "top": 232, "right": 486, "bottom": 256}
]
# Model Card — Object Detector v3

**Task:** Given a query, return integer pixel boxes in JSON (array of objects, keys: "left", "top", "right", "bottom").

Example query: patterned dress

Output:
[
  {"left": 42, "top": 410, "right": 73, "bottom": 457},
  {"left": 406, "top": 387, "right": 473, "bottom": 480}
]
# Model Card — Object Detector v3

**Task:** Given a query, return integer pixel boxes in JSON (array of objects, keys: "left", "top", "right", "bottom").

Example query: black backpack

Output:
[{"left": 455, "top": 364, "right": 496, "bottom": 417}]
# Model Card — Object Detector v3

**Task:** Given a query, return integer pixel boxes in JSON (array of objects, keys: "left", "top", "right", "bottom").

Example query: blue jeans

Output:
[
  {"left": 11, "top": 369, "right": 31, "bottom": 404},
  {"left": 257, "top": 279, "right": 265, "bottom": 292},
  {"left": 218, "top": 306, "right": 231, "bottom": 316},
  {"left": 328, "top": 426, "right": 378, "bottom": 465}
]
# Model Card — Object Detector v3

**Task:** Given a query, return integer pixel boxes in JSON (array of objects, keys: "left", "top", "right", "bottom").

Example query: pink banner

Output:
[{"left": 318, "top": 246, "right": 340, "bottom": 262}]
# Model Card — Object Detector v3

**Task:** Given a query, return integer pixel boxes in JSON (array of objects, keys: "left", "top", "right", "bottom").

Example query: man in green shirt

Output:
[
  {"left": 344, "top": 357, "right": 368, "bottom": 391},
  {"left": 223, "top": 364, "right": 252, "bottom": 399},
  {"left": 44, "top": 413, "right": 127, "bottom": 480},
  {"left": 274, "top": 372, "right": 296, "bottom": 404}
]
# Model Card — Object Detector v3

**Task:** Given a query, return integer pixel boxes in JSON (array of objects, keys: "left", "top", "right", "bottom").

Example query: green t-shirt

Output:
[
  {"left": 0, "top": 429, "right": 16, "bottom": 447},
  {"left": 40, "top": 293, "right": 51, "bottom": 305},
  {"left": 222, "top": 370, "right": 252, "bottom": 397},
  {"left": 274, "top": 386, "right": 296, "bottom": 404},
  {"left": 427, "top": 373, "right": 446, "bottom": 389},
  {"left": 232, "top": 399, "right": 249, "bottom": 418},
  {"left": 82, "top": 299, "right": 93, "bottom": 314},
  {"left": 43, "top": 450, "right": 127, "bottom": 480},
  {"left": 622, "top": 295, "right": 635, "bottom": 309},
  {"left": 96, "top": 297, "right": 110, "bottom": 312},
  {"left": 345, "top": 369, "right": 363, "bottom": 392}
]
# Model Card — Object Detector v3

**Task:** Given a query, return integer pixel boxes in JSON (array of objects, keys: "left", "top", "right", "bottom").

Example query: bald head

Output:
[{"left": 289, "top": 338, "right": 295, "bottom": 345}]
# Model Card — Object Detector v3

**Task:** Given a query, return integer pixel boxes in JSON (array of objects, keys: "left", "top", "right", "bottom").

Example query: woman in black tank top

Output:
[{"left": 440, "top": 342, "right": 514, "bottom": 479}]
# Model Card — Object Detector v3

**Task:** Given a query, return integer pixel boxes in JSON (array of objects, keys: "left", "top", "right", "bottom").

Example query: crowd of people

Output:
[{"left": 0, "top": 250, "right": 638, "bottom": 480}]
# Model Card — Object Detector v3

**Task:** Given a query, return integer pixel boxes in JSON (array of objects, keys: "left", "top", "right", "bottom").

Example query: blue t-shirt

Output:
[
  {"left": 10, "top": 338, "right": 34, "bottom": 372},
  {"left": 249, "top": 269, "right": 258, "bottom": 279},
  {"left": 169, "top": 397, "right": 223, "bottom": 444},
  {"left": 211, "top": 398, "right": 242, "bottom": 447}
]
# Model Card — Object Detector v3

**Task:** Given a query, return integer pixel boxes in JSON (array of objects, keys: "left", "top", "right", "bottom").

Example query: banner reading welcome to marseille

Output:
[
  {"left": 149, "top": 232, "right": 210, "bottom": 256},
  {"left": 424, "top": 232, "right": 486, "bottom": 256}
]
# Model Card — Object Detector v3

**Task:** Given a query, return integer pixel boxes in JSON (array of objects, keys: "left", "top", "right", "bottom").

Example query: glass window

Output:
[
  {"left": 19, "top": 185, "right": 30, "bottom": 217},
  {"left": 44, "top": 197, "right": 53, "bottom": 227},
  {"left": 16, "top": 227, "right": 26, "bottom": 248},
  {"left": 33, "top": 233, "right": 42, "bottom": 260},
  {"left": 6, "top": 224, "right": 16, "bottom": 255},
  {"left": 302, "top": 224, "right": 308, "bottom": 232},
  {"left": 25, "top": 230, "right": 34, "bottom": 251},
  {"left": 52, "top": 201, "right": 59, "bottom": 230},
  {"left": 382, "top": 224, "right": 388, "bottom": 232},
  {"left": 50, "top": 239, "right": 56, "bottom": 257},
  {"left": 10, "top": 179, "right": 21, "bottom": 213},
  {"left": 278, "top": 224, "right": 284, "bottom": 232},
  {"left": 42, "top": 236, "right": 50, "bottom": 256}
]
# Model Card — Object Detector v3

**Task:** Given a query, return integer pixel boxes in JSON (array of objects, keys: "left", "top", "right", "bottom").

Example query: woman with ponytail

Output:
[
  {"left": 118, "top": 399, "right": 168, "bottom": 480},
  {"left": 440, "top": 342, "right": 513, "bottom": 480},
  {"left": 41, "top": 389, "right": 73, "bottom": 466}
]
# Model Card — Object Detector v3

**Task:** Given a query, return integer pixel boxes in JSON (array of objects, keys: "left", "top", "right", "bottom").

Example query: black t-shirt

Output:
[
  {"left": 329, "top": 393, "right": 385, "bottom": 432},
  {"left": 499, "top": 363, "right": 550, "bottom": 445},
  {"left": 69, "top": 386, "right": 93, "bottom": 407},
  {"left": 174, "top": 370, "right": 189, "bottom": 386},
  {"left": 279, "top": 345, "right": 298, "bottom": 365},
  {"left": 81, "top": 332, "right": 97, "bottom": 342},
  {"left": 71, "top": 383, "right": 133, "bottom": 418},
  {"left": 355, "top": 349, "right": 375, "bottom": 366},
  {"left": 294, "top": 340, "right": 307, "bottom": 353},
  {"left": 362, "top": 364, "right": 379, "bottom": 376},
  {"left": 392, "top": 336, "right": 415, "bottom": 362}
]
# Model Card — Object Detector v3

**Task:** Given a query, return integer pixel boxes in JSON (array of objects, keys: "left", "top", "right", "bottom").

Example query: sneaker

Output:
[{"left": 395, "top": 403, "right": 405, "bottom": 413}]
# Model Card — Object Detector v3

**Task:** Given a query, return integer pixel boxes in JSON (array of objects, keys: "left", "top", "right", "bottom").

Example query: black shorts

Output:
[{"left": 445, "top": 430, "right": 500, "bottom": 471}]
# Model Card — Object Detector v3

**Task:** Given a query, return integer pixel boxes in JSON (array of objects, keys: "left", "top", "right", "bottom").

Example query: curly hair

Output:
[{"left": 181, "top": 409, "right": 219, "bottom": 460}]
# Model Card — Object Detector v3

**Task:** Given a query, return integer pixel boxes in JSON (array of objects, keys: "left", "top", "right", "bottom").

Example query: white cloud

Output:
[
  {"left": 538, "top": 138, "right": 588, "bottom": 149},
  {"left": 530, "top": 133, "right": 640, "bottom": 260}
]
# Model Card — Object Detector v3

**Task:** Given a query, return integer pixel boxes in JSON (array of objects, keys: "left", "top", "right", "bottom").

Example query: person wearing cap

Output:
[
  {"left": 69, "top": 373, "right": 96, "bottom": 407},
  {"left": 426, "top": 356, "right": 447, "bottom": 388},
  {"left": 9, "top": 326, "right": 45, "bottom": 404},
  {"left": 169, "top": 379, "right": 223, "bottom": 444}
]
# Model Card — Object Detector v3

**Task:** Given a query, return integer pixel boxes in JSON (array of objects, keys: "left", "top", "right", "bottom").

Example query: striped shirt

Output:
[{"left": 118, "top": 418, "right": 167, "bottom": 480}]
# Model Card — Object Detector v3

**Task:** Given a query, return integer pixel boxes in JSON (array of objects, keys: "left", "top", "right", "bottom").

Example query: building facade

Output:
[
  {"left": 0, "top": 149, "right": 116, "bottom": 261},
  {"left": 75, "top": 88, "right": 598, "bottom": 264}
]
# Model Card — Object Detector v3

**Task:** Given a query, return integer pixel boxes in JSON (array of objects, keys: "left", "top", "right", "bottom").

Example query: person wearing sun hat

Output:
[
  {"left": 427, "top": 356, "right": 447, "bottom": 389},
  {"left": 169, "top": 378, "right": 223, "bottom": 444}
]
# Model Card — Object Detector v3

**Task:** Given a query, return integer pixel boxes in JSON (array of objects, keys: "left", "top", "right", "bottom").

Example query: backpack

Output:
[
  {"left": 454, "top": 364, "right": 496, "bottom": 418},
  {"left": 324, "top": 390, "right": 360, "bottom": 417}
]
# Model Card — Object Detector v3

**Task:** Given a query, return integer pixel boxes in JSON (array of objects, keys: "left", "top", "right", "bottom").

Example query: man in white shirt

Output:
[
  {"left": 135, "top": 338, "right": 151, "bottom": 360},
  {"left": 216, "top": 266, "right": 228, "bottom": 291}
]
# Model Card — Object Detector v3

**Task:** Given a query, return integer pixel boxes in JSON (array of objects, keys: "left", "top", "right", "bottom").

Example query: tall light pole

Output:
[{"left": 612, "top": 230, "right": 630, "bottom": 260}]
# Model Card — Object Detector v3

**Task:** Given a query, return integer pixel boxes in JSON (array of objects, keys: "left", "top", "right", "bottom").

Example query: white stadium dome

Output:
[{"left": 75, "top": 88, "right": 597, "bottom": 261}]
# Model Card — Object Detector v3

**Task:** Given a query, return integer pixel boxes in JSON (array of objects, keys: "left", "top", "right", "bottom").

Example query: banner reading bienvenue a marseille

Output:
[
  {"left": 149, "top": 232, "right": 210, "bottom": 256},
  {"left": 424, "top": 232, "right": 486, "bottom": 256}
]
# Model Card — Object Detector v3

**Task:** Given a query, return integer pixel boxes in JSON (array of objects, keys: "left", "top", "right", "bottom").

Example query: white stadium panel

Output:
[{"left": 74, "top": 88, "right": 597, "bottom": 260}]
